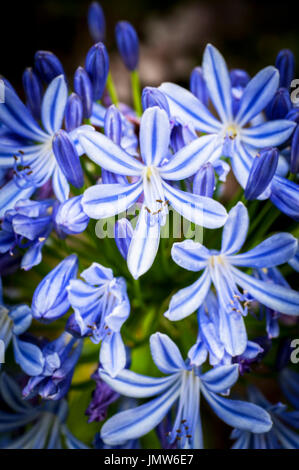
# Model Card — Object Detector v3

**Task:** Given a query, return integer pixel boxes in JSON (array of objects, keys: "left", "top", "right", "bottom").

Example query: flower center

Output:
[{"left": 225, "top": 123, "right": 239, "bottom": 139}]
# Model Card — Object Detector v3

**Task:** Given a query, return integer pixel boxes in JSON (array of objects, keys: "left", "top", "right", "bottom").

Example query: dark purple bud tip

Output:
[
  {"left": 34, "top": 50, "right": 65, "bottom": 83},
  {"left": 22, "top": 67, "right": 43, "bottom": 121},
  {"left": 142, "top": 87, "right": 170, "bottom": 116},
  {"left": 275, "top": 49, "right": 295, "bottom": 89},
  {"left": 190, "top": 67, "right": 209, "bottom": 106},
  {"left": 52, "top": 130, "right": 84, "bottom": 188},
  {"left": 245, "top": 147, "right": 279, "bottom": 200},
  {"left": 85, "top": 42, "right": 109, "bottom": 100},
  {"left": 87, "top": 2, "right": 106, "bottom": 43},
  {"left": 115, "top": 21, "right": 139, "bottom": 71},
  {"left": 74, "top": 66, "right": 93, "bottom": 119},
  {"left": 64, "top": 93, "right": 83, "bottom": 132}
]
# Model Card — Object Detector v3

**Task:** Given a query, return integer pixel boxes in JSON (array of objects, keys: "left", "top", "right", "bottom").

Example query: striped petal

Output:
[
  {"left": 202, "top": 44, "right": 232, "bottom": 122},
  {"left": 0, "top": 179, "right": 35, "bottom": 218},
  {"left": 231, "top": 266, "right": 299, "bottom": 315},
  {"left": 201, "top": 364, "right": 239, "bottom": 393},
  {"left": 270, "top": 175, "right": 299, "bottom": 221},
  {"left": 127, "top": 208, "right": 161, "bottom": 279},
  {"left": 13, "top": 336, "right": 44, "bottom": 376},
  {"left": 230, "top": 142, "right": 254, "bottom": 188},
  {"left": 159, "top": 82, "right": 221, "bottom": 133},
  {"left": 162, "top": 180, "right": 227, "bottom": 229},
  {"left": 230, "top": 233, "right": 297, "bottom": 268},
  {"left": 41, "top": 75, "right": 68, "bottom": 134},
  {"left": 171, "top": 239, "right": 210, "bottom": 272},
  {"left": 101, "top": 381, "right": 181, "bottom": 446},
  {"left": 241, "top": 120, "right": 296, "bottom": 148},
  {"left": 164, "top": 268, "right": 211, "bottom": 321},
  {"left": 82, "top": 179, "right": 143, "bottom": 219},
  {"left": 140, "top": 107, "right": 170, "bottom": 166},
  {"left": 78, "top": 129, "right": 144, "bottom": 176},
  {"left": 150, "top": 332, "right": 186, "bottom": 374},
  {"left": 221, "top": 202, "right": 249, "bottom": 255},
  {"left": 52, "top": 166, "right": 70, "bottom": 202},
  {"left": 100, "top": 332, "right": 126, "bottom": 378},
  {"left": 235, "top": 67, "right": 279, "bottom": 126},
  {"left": 159, "top": 134, "right": 222, "bottom": 180}
]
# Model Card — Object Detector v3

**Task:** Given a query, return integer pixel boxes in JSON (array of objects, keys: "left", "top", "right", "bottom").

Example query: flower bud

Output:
[
  {"left": 291, "top": 125, "right": 299, "bottom": 174},
  {"left": 74, "top": 66, "right": 93, "bottom": 119},
  {"left": 115, "top": 21, "right": 139, "bottom": 71},
  {"left": 104, "top": 105, "right": 122, "bottom": 145},
  {"left": 85, "top": 42, "right": 109, "bottom": 100},
  {"left": 55, "top": 196, "right": 89, "bottom": 235},
  {"left": 64, "top": 93, "right": 83, "bottom": 132},
  {"left": 52, "top": 130, "right": 84, "bottom": 188},
  {"left": 34, "top": 50, "right": 65, "bottom": 83},
  {"left": 193, "top": 162, "right": 215, "bottom": 198},
  {"left": 245, "top": 147, "right": 279, "bottom": 200},
  {"left": 229, "top": 69, "right": 250, "bottom": 88},
  {"left": 87, "top": 1, "right": 106, "bottom": 42},
  {"left": 22, "top": 67, "right": 43, "bottom": 120},
  {"left": 114, "top": 218, "right": 133, "bottom": 260},
  {"left": 190, "top": 67, "right": 209, "bottom": 106},
  {"left": 275, "top": 49, "right": 295, "bottom": 89},
  {"left": 142, "top": 87, "right": 170, "bottom": 115},
  {"left": 266, "top": 88, "right": 292, "bottom": 120}
]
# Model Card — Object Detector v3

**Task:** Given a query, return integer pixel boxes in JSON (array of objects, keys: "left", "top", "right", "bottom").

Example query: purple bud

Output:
[
  {"left": 266, "top": 87, "right": 292, "bottom": 120},
  {"left": 170, "top": 120, "right": 196, "bottom": 153},
  {"left": 74, "top": 66, "right": 93, "bottom": 119},
  {"left": 291, "top": 125, "right": 299, "bottom": 174},
  {"left": 229, "top": 69, "right": 250, "bottom": 88},
  {"left": 64, "top": 93, "right": 83, "bottom": 132},
  {"left": 193, "top": 162, "right": 215, "bottom": 197},
  {"left": 245, "top": 147, "right": 279, "bottom": 200},
  {"left": 115, "top": 21, "right": 139, "bottom": 71},
  {"left": 87, "top": 2, "right": 106, "bottom": 43},
  {"left": 22, "top": 67, "right": 43, "bottom": 120},
  {"left": 275, "top": 49, "right": 295, "bottom": 89},
  {"left": 104, "top": 105, "right": 122, "bottom": 145},
  {"left": 85, "top": 42, "right": 109, "bottom": 100},
  {"left": 55, "top": 196, "right": 89, "bottom": 235},
  {"left": 286, "top": 107, "right": 299, "bottom": 124},
  {"left": 114, "top": 219, "right": 133, "bottom": 260},
  {"left": 34, "top": 50, "right": 65, "bottom": 83},
  {"left": 86, "top": 372, "right": 119, "bottom": 423},
  {"left": 52, "top": 130, "right": 84, "bottom": 188},
  {"left": 142, "top": 87, "right": 170, "bottom": 115},
  {"left": 190, "top": 67, "right": 209, "bottom": 106}
]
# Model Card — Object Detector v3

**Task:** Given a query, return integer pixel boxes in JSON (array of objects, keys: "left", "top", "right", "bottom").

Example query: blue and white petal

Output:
[
  {"left": 171, "top": 240, "right": 210, "bottom": 272},
  {"left": 41, "top": 75, "right": 68, "bottom": 135},
  {"left": 221, "top": 202, "right": 249, "bottom": 255},
  {"left": 150, "top": 332, "right": 186, "bottom": 374},
  {"left": 140, "top": 107, "right": 170, "bottom": 167},
  {"left": 241, "top": 120, "right": 296, "bottom": 148}
]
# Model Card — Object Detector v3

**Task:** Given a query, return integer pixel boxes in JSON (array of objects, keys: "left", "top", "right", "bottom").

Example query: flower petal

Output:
[
  {"left": 235, "top": 67, "right": 279, "bottom": 126},
  {"left": 230, "top": 233, "right": 297, "bottom": 268},
  {"left": 231, "top": 266, "right": 299, "bottom": 315},
  {"left": 202, "top": 44, "right": 232, "bottom": 122},
  {"left": 270, "top": 175, "right": 299, "bottom": 221},
  {"left": 164, "top": 269, "right": 211, "bottom": 321},
  {"left": 140, "top": 107, "right": 170, "bottom": 166},
  {"left": 201, "top": 385, "right": 272, "bottom": 433},
  {"left": 127, "top": 208, "right": 161, "bottom": 279},
  {"left": 159, "top": 82, "right": 221, "bottom": 133},
  {"left": 201, "top": 364, "right": 239, "bottom": 393},
  {"left": 100, "top": 368, "right": 180, "bottom": 398},
  {"left": 52, "top": 166, "right": 70, "bottom": 202},
  {"left": 241, "top": 120, "right": 296, "bottom": 148},
  {"left": 150, "top": 332, "right": 186, "bottom": 374},
  {"left": 159, "top": 134, "right": 222, "bottom": 180},
  {"left": 13, "top": 336, "right": 44, "bottom": 376},
  {"left": 100, "top": 332, "right": 126, "bottom": 378},
  {"left": 82, "top": 179, "right": 143, "bottom": 219},
  {"left": 171, "top": 239, "right": 210, "bottom": 272},
  {"left": 0, "top": 179, "right": 35, "bottom": 218},
  {"left": 41, "top": 75, "right": 68, "bottom": 135},
  {"left": 78, "top": 129, "right": 144, "bottom": 176},
  {"left": 230, "top": 142, "right": 254, "bottom": 188},
  {"left": 100, "top": 381, "right": 181, "bottom": 446},
  {"left": 221, "top": 202, "right": 249, "bottom": 255}
]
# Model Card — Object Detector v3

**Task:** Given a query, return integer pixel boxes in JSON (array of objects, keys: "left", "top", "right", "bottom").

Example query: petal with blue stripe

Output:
[
  {"left": 41, "top": 75, "right": 68, "bottom": 134},
  {"left": 242, "top": 120, "right": 296, "bottom": 148},
  {"left": 150, "top": 332, "right": 186, "bottom": 374},
  {"left": 171, "top": 239, "right": 210, "bottom": 272},
  {"left": 221, "top": 202, "right": 249, "bottom": 255},
  {"left": 140, "top": 107, "right": 170, "bottom": 166}
]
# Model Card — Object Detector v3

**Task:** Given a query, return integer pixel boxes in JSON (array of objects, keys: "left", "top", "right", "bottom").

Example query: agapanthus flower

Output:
[
  {"left": 23, "top": 332, "right": 83, "bottom": 400},
  {"left": 0, "top": 372, "right": 88, "bottom": 449},
  {"left": 166, "top": 202, "right": 299, "bottom": 356},
  {"left": 99, "top": 332, "right": 272, "bottom": 448},
  {"left": 0, "top": 75, "right": 91, "bottom": 216},
  {"left": 231, "top": 386, "right": 299, "bottom": 449},
  {"left": 0, "top": 278, "right": 43, "bottom": 375},
  {"left": 66, "top": 262, "right": 130, "bottom": 377},
  {"left": 79, "top": 106, "right": 227, "bottom": 278}
]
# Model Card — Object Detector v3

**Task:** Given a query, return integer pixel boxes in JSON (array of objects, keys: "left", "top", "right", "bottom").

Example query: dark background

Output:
[{"left": 1, "top": 0, "right": 298, "bottom": 99}]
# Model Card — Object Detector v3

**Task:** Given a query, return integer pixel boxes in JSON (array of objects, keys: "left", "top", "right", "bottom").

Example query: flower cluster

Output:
[{"left": 0, "top": 2, "right": 298, "bottom": 450}]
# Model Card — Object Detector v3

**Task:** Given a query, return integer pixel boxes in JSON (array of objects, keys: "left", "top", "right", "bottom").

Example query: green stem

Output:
[
  {"left": 106, "top": 72, "right": 118, "bottom": 106},
  {"left": 130, "top": 69, "right": 142, "bottom": 116}
]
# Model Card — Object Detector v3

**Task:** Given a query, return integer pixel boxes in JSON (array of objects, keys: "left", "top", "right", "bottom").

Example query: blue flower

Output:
[
  {"left": 166, "top": 202, "right": 299, "bottom": 356},
  {"left": 159, "top": 44, "right": 296, "bottom": 192},
  {"left": 66, "top": 262, "right": 130, "bottom": 377},
  {"left": 0, "top": 75, "right": 91, "bottom": 216},
  {"left": 0, "top": 372, "right": 88, "bottom": 448},
  {"left": 79, "top": 106, "right": 227, "bottom": 278},
  {"left": 231, "top": 386, "right": 299, "bottom": 449},
  {"left": 22, "top": 332, "right": 83, "bottom": 400},
  {"left": 99, "top": 332, "right": 272, "bottom": 448}
]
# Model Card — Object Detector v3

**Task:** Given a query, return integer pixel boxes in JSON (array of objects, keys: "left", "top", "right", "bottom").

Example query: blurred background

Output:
[{"left": 1, "top": 0, "right": 298, "bottom": 102}]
